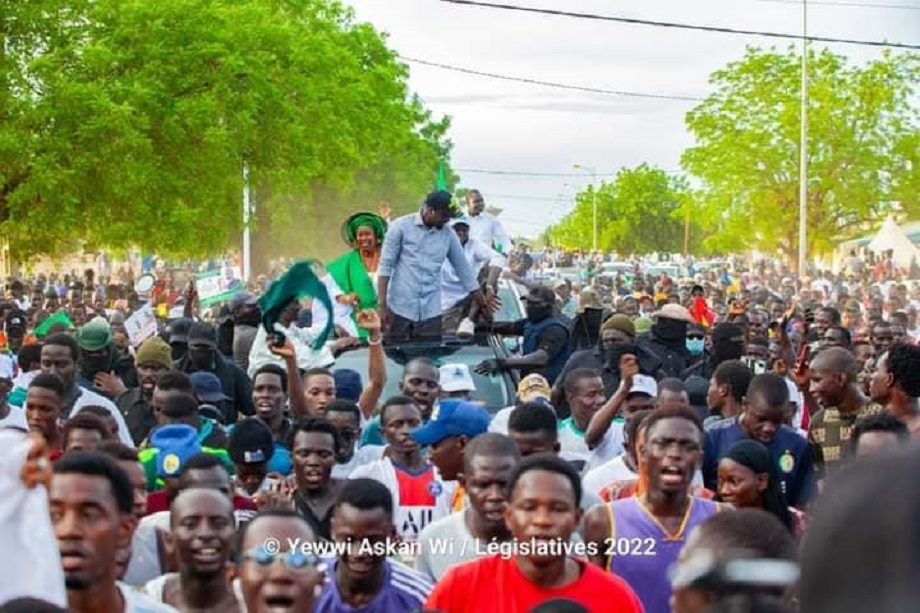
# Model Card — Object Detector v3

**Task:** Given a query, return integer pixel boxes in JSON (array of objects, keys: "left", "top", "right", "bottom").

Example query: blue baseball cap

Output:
[
  {"left": 150, "top": 424, "right": 202, "bottom": 478},
  {"left": 190, "top": 371, "right": 229, "bottom": 404},
  {"left": 410, "top": 399, "right": 490, "bottom": 446},
  {"left": 334, "top": 369, "right": 363, "bottom": 403}
]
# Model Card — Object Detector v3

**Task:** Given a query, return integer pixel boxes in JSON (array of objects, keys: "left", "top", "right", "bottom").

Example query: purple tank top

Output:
[{"left": 608, "top": 497, "right": 722, "bottom": 613}]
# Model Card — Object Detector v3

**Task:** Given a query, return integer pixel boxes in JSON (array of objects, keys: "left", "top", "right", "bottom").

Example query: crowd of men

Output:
[{"left": 0, "top": 188, "right": 918, "bottom": 612}]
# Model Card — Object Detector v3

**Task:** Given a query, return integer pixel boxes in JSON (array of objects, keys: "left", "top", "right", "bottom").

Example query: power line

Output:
[
  {"left": 439, "top": 0, "right": 920, "bottom": 49},
  {"left": 399, "top": 56, "right": 704, "bottom": 102},
  {"left": 755, "top": 0, "right": 920, "bottom": 9},
  {"left": 457, "top": 167, "right": 684, "bottom": 176}
]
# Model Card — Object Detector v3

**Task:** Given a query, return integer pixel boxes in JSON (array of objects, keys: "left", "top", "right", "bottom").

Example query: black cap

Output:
[
  {"left": 228, "top": 418, "right": 275, "bottom": 464},
  {"left": 169, "top": 318, "right": 192, "bottom": 344},
  {"left": 5, "top": 310, "right": 28, "bottom": 332},
  {"left": 187, "top": 321, "right": 217, "bottom": 347}
]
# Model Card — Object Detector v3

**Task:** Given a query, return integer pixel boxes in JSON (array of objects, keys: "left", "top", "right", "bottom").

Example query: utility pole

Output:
[{"left": 798, "top": 0, "right": 809, "bottom": 275}]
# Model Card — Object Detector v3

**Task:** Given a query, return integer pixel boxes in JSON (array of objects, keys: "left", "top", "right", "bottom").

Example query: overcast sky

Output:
[{"left": 346, "top": 0, "right": 919, "bottom": 238}]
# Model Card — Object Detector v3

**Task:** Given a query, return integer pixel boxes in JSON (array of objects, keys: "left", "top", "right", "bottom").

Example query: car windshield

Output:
[
  {"left": 495, "top": 284, "right": 523, "bottom": 323},
  {"left": 333, "top": 343, "right": 515, "bottom": 413}
]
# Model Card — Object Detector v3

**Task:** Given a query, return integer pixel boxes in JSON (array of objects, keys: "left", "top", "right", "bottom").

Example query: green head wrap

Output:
[{"left": 342, "top": 213, "right": 387, "bottom": 247}]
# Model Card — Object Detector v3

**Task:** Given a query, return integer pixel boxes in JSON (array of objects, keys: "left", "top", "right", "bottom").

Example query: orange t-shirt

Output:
[{"left": 425, "top": 554, "right": 644, "bottom": 613}]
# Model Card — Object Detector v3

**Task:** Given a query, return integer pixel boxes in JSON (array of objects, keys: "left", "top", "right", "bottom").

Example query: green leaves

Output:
[
  {"left": 682, "top": 46, "right": 919, "bottom": 261},
  {"left": 0, "top": 0, "right": 452, "bottom": 262},
  {"left": 548, "top": 164, "right": 698, "bottom": 254}
]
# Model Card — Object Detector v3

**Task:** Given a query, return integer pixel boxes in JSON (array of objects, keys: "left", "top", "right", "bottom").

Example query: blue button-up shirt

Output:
[{"left": 378, "top": 212, "right": 479, "bottom": 322}]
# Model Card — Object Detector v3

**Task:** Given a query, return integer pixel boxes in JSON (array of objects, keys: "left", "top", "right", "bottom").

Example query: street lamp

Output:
[{"left": 573, "top": 164, "right": 598, "bottom": 252}]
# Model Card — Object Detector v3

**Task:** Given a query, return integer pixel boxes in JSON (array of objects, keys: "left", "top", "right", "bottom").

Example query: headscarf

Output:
[
  {"left": 721, "top": 439, "right": 793, "bottom": 530},
  {"left": 341, "top": 212, "right": 387, "bottom": 248}
]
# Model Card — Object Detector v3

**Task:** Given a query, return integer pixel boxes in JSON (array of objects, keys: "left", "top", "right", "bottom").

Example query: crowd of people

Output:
[{"left": 0, "top": 188, "right": 918, "bottom": 612}]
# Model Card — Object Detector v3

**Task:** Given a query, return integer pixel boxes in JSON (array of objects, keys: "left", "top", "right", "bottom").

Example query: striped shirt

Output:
[{"left": 314, "top": 558, "right": 433, "bottom": 612}]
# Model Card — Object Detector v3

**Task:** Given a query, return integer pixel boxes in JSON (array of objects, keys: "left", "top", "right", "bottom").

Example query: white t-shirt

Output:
[
  {"left": 331, "top": 445, "right": 385, "bottom": 479},
  {"left": 557, "top": 418, "right": 625, "bottom": 473},
  {"left": 582, "top": 455, "right": 637, "bottom": 497},
  {"left": 72, "top": 387, "right": 134, "bottom": 447},
  {"left": 488, "top": 405, "right": 515, "bottom": 435},
  {"left": 0, "top": 405, "right": 27, "bottom": 431},
  {"left": 349, "top": 457, "right": 455, "bottom": 542},
  {"left": 118, "top": 582, "right": 179, "bottom": 612}
]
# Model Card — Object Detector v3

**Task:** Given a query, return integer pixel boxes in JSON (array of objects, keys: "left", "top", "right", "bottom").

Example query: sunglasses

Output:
[{"left": 240, "top": 545, "right": 323, "bottom": 572}]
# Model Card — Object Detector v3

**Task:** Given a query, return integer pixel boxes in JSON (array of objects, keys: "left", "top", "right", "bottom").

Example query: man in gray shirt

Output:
[{"left": 378, "top": 190, "right": 486, "bottom": 341}]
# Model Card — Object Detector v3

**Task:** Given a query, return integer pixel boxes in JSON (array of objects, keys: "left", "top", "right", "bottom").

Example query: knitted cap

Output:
[
  {"left": 135, "top": 337, "right": 172, "bottom": 370},
  {"left": 602, "top": 314, "right": 636, "bottom": 337}
]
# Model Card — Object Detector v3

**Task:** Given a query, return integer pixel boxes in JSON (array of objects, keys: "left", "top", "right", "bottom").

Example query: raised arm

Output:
[{"left": 357, "top": 310, "right": 386, "bottom": 420}]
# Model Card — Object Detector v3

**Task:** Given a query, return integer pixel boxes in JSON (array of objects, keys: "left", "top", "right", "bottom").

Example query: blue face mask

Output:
[{"left": 686, "top": 338, "right": 705, "bottom": 356}]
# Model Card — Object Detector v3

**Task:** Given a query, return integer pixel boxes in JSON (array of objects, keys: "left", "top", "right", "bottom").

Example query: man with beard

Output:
[
  {"left": 553, "top": 314, "right": 663, "bottom": 418},
  {"left": 465, "top": 189, "right": 512, "bottom": 256},
  {"left": 584, "top": 406, "right": 725, "bottom": 613},
  {"left": 141, "top": 489, "right": 240, "bottom": 611},
  {"left": 76, "top": 318, "right": 137, "bottom": 398},
  {"left": 474, "top": 286, "right": 571, "bottom": 387},
  {"left": 115, "top": 337, "right": 173, "bottom": 445},
  {"left": 50, "top": 452, "right": 177, "bottom": 612},
  {"left": 173, "top": 321, "right": 253, "bottom": 424},
  {"left": 41, "top": 333, "right": 133, "bottom": 446},
  {"left": 416, "top": 433, "right": 520, "bottom": 581},
  {"left": 316, "top": 479, "right": 433, "bottom": 611},
  {"left": 808, "top": 347, "right": 882, "bottom": 477},
  {"left": 426, "top": 455, "right": 643, "bottom": 612},
  {"left": 681, "top": 323, "right": 745, "bottom": 381},
  {"left": 237, "top": 509, "right": 326, "bottom": 613},
  {"left": 704, "top": 360, "right": 753, "bottom": 426},
  {"left": 703, "top": 374, "right": 815, "bottom": 508},
  {"left": 351, "top": 396, "right": 454, "bottom": 543},
  {"left": 643, "top": 304, "right": 695, "bottom": 379}
]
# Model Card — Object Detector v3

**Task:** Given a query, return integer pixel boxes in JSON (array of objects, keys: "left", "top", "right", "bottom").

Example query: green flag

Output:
[
  {"left": 436, "top": 162, "right": 448, "bottom": 191},
  {"left": 258, "top": 261, "right": 333, "bottom": 351}
]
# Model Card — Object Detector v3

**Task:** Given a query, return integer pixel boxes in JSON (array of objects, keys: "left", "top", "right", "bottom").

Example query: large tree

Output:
[
  {"left": 0, "top": 0, "right": 452, "bottom": 268},
  {"left": 682, "top": 47, "right": 919, "bottom": 264},
  {"left": 548, "top": 164, "right": 699, "bottom": 255}
]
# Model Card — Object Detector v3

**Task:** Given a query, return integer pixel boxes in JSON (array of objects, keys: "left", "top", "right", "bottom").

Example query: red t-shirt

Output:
[{"left": 425, "top": 554, "right": 644, "bottom": 612}]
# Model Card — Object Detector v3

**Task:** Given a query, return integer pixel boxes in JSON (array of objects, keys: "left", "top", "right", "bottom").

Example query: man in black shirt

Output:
[{"left": 475, "top": 286, "right": 571, "bottom": 386}]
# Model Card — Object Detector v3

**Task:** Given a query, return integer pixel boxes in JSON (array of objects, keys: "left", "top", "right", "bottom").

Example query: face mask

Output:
[
  {"left": 653, "top": 318, "right": 688, "bottom": 344},
  {"left": 80, "top": 347, "right": 114, "bottom": 381},
  {"left": 188, "top": 347, "right": 214, "bottom": 370},
  {"left": 526, "top": 304, "right": 554, "bottom": 323},
  {"left": 171, "top": 343, "right": 187, "bottom": 362},
  {"left": 686, "top": 338, "right": 705, "bottom": 357},
  {"left": 606, "top": 342, "right": 639, "bottom": 368}
]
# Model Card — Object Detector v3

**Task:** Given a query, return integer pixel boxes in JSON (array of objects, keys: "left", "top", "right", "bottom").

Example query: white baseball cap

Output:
[
  {"left": 439, "top": 364, "right": 476, "bottom": 393},
  {"left": 628, "top": 374, "right": 658, "bottom": 398}
]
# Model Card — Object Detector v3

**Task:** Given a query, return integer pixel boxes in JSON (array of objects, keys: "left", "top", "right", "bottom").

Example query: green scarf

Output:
[
  {"left": 325, "top": 250, "right": 377, "bottom": 339},
  {"left": 258, "top": 261, "right": 333, "bottom": 351}
]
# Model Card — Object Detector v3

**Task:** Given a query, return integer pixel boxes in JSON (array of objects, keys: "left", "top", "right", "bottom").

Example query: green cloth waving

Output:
[
  {"left": 258, "top": 261, "right": 333, "bottom": 351},
  {"left": 35, "top": 311, "right": 74, "bottom": 338}
]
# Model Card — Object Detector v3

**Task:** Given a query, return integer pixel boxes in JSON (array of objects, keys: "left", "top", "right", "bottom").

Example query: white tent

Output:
[{"left": 868, "top": 216, "right": 920, "bottom": 269}]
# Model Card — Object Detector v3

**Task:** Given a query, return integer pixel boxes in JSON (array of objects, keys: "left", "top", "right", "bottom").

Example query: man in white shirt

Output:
[
  {"left": 465, "top": 190, "right": 512, "bottom": 257},
  {"left": 0, "top": 354, "right": 26, "bottom": 430},
  {"left": 441, "top": 216, "right": 504, "bottom": 338}
]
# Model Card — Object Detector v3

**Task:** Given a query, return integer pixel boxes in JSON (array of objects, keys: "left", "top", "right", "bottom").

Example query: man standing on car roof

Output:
[
  {"left": 475, "top": 286, "right": 572, "bottom": 386},
  {"left": 377, "top": 190, "right": 488, "bottom": 342}
]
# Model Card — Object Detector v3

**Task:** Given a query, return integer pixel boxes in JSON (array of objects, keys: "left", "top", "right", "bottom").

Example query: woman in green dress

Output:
[{"left": 318, "top": 212, "right": 387, "bottom": 339}]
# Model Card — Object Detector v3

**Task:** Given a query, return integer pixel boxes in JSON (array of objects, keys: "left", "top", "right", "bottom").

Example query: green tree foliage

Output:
[
  {"left": 0, "top": 0, "right": 452, "bottom": 266},
  {"left": 548, "top": 164, "right": 699, "bottom": 254},
  {"left": 682, "top": 47, "right": 919, "bottom": 262}
]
